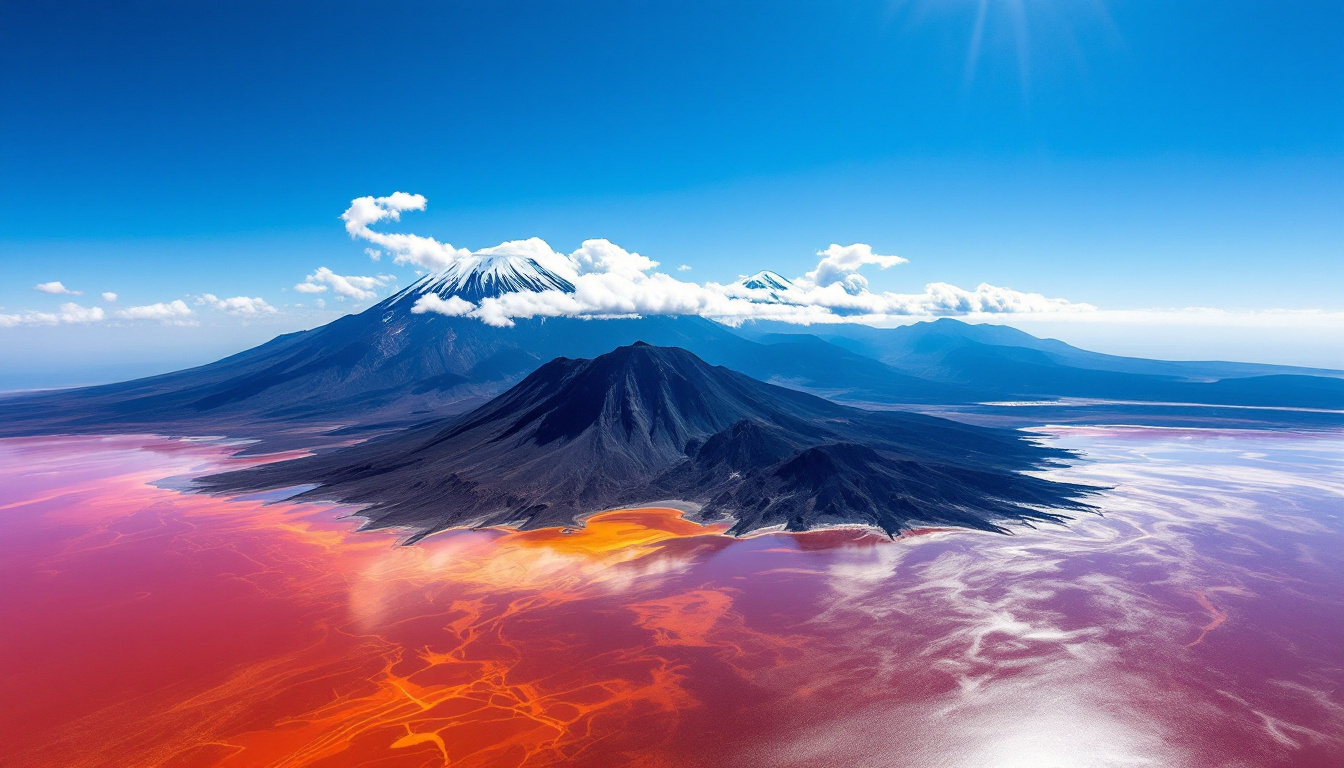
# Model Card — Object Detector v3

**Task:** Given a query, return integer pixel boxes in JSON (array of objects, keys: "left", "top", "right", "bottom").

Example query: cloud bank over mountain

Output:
[{"left": 343, "top": 192, "right": 1093, "bottom": 328}]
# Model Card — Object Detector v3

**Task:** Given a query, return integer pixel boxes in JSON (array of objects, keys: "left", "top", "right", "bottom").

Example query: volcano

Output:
[
  {"left": 389, "top": 248, "right": 576, "bottom": 304},
  {"left": 5, "top": 250, "right": 1335, "bottom": 446},
  {"left": 0, "top": 254, "right": 971, "bottom": 443},
  {"left": 201, "top": 343, "right": 1093, "bottom": 540},
  {"left": 733, "top": 270, "right": 796, "bottom": 303}
]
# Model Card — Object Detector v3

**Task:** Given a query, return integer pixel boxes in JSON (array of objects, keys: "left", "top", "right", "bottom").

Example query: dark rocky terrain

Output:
[{"left": 201, "top": 343, "right": 1096, "bottom": 541}]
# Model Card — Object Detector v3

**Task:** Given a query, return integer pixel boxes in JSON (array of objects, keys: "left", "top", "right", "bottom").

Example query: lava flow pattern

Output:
[{"left": 2, "top": 431, "right": 1343, "bottom": 768}]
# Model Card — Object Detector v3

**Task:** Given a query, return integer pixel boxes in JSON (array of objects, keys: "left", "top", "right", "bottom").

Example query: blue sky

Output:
[{"left": 1, "top": 0, "right": 1341, "bottom": 386}]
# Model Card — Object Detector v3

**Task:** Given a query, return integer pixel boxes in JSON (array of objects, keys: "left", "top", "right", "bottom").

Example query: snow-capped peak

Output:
[
  {"left": 737, "top": 270, "right": 794, "bottom": 292},
  {"left": 395, "top": 250, "right": 576, "bottom": 305}
]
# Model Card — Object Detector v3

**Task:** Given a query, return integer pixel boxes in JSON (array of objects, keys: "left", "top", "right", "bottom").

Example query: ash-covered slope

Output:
[{"left": 201, "top": 344, "right": 1093, "bottom": 541}]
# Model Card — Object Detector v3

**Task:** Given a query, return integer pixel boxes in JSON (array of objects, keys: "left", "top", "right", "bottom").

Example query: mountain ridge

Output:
[
  {"left": 1, "top": 250, "right": 1339, "bottom": 445},
  {"left": 742, "top": 319, "right": 1344, "bottom": 411},
  {"left": 0, "top": 293, "right": 979, "bottom": 444}
]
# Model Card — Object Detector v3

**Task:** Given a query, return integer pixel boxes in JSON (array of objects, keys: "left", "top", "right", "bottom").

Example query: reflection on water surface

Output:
[{"left": 2, "top": 430, "right": 1342, "bottom": 767}]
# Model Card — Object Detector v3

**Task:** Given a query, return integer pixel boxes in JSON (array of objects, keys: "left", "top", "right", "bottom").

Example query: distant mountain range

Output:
[
  {"left": 0, "top": 251, "right": 1340, "bottom": 443},
  {"left": 201, "top": 343, "right": 1094, "bottom": 540},
  {"left": 791, "top": 318, "right": 1344, "bottom": 402}
]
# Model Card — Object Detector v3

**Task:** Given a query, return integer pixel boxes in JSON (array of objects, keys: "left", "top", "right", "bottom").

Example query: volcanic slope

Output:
[{"left": 202, "top": 343, "right": 1094, "bottom": 540}]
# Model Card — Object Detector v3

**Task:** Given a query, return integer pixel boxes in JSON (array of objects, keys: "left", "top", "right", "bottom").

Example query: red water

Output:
[{"left": 2, "top": 431, "right": 1342, "bottom": 767}]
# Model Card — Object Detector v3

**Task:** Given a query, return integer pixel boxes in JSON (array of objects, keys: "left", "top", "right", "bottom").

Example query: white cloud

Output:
[
  {"left": 730, "top": 279, "right": 1092, "bottom": 319},
  {"left": 0, "top": 302, "right": 106, "bottom": 327},
  {"left": 364, "top": 248, "right": 383, "bottom": 262},
  {"left": 677, "top": 264, "right": 692, "bottom": 271},
  {"left": 0, "top": 295, "right": 286, "bottom": 328},
  {"left": 342, "top": 192, "right": 1094, "bottom": 328},
  {"left": 800, "top": 243, "right": 908, "bottom": 292},
  {"left": 411, "top": 294, "right": 476, "bottom": 317},
  {"left": 101, "top": 292, "right": 118, "bottom": 303},
  {"left": 340, "top": 192, "right": 470, "bottom": 272},
  {"left": 117, "top": 299, "right": 194, "bottom": 323},
  {"left": 294, "top": 267, "right": 388, "bottom": 301},
  {"left": 341, "top": 191, "right": 426, "bottom": 233},
  {"left": 196, "top": 294, "right": 276, "bottom": 316},
  {"left": 34, "top": 281, "right": 81, "bottom": 295},
  {"left": 59, "top": 303, "right": 104, "bottom": 323},
  {"left": 461, "top": 260, "right": 849, "bottom": 329},
  {"left": 570, "top": 239, "right": 658, "bottom": 277}
]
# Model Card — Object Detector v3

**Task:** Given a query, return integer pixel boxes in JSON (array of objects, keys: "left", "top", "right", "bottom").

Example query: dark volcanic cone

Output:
[{"left": 200, "top": 343, "right": 1094, "bottom": 541}]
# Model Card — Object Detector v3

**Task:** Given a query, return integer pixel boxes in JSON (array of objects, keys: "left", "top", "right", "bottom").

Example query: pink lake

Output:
[{"left": 2, "top": 427, "right": 1342, "bottom": 767}]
